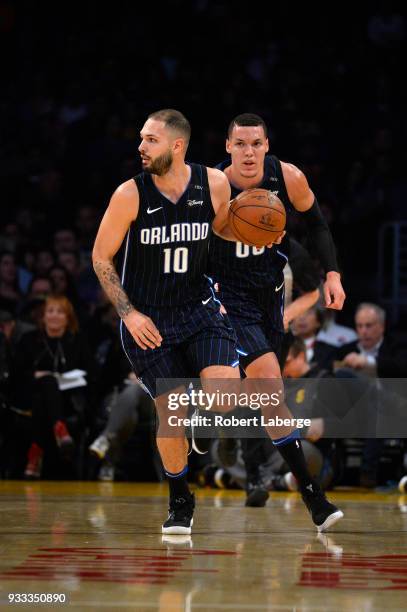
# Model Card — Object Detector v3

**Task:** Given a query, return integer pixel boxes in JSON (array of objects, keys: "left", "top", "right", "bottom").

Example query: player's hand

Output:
[
  {"left": 123, "top": 310, "right": 162, "bottom": 350},
  {"left": 343, "top": 352, "right": 367, "bottom": 369},
  {"left": 323, "top": 272, "right": 345, "bottom": 310},
  {"left": 265, "top": 230, "right": 286, "bottom": 248},
  {"left": 219, "top": 303, "right": 227, "bottom": 315}
]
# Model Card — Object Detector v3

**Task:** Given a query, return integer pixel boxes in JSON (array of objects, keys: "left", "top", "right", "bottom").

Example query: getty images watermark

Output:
[{"left": 166, "top": 389, "right": 311, "bottom": 429}]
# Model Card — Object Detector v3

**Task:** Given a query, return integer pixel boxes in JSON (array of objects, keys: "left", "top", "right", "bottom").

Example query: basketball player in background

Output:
[
  {"left": 209, "top": 113, "right": 345, "bottom": 529},
  {"left": 93, "top": 109, "right": 245, "bottom": 535}
]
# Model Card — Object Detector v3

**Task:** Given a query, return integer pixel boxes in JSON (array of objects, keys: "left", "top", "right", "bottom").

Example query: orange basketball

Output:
[{"left": 228, "top": 188, "right": 286, "bottom": 247}]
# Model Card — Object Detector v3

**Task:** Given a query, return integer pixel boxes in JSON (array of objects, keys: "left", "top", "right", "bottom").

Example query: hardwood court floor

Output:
[{"left": 0, "top": 481, "right": 407, "bottom": 611}]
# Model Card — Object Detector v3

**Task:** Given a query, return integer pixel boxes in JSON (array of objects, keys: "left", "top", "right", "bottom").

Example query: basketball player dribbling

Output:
[
  {"left": 93, "top": 109, "right": 259, "bottom": 535},
  {"left": 209, "top": 113, "right": 345, "bottom": 530}
]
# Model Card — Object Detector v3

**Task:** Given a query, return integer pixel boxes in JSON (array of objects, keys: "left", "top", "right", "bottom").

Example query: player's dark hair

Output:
[
  {"left": 288, "top": 337, "right": 307, "bottom": 359},
  {"left": 148, "top": 109, "right": 191, "bottom": 144},
  {"left": 228, "top": 113, "right": 268, "bottom": 138}
]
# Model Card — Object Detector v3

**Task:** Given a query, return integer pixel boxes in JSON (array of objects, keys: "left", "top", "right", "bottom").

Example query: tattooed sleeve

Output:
[{"left": 93, "top": 260, "right": 134, "bottom": 318}]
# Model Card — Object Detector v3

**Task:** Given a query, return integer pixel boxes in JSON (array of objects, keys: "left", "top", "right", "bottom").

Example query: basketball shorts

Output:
[
  {"left": 120, "top": 295, "right": 239, "bottom": 398},
  {"left": 216, "top": 282, "right": 285, "bottom": 370}
]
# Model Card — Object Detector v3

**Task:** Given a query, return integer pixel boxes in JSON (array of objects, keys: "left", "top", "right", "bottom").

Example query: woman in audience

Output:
[{"left": 14, "top": 294, "right": 96, "bottom": 478}]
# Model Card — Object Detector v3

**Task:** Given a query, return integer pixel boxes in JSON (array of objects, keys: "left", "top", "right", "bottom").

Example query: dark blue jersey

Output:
[
  {"left": 209, "top": 155, "right": 292, "bottom": 290},
  {"left": 121, "top": 163, "right": 214, "bottom": 307}
]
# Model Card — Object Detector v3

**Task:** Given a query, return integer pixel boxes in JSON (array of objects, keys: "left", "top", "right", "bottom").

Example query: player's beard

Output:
[{"left": 144, "top": 150, "right": 173, "bottom": 176}]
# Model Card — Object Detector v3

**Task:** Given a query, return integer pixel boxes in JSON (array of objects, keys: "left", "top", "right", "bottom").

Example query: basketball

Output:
[{"left": 228, "top": 188, "right": 286, "bottom": 247}]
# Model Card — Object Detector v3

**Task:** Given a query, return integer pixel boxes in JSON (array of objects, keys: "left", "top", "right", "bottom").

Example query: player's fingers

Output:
[
  {"left": 133, "top": 334, "right": 149, "bottom": 350},
  {"left": 323, "top": 285, "right": 332, "bottom": 307},
  {"left": 145, "top": 321, "right": 163, "bottom": 343},
  {"left": 266, "top": 231, "right": 285, "bottom": 248},
  {"left": 142, "top": 326, "right": 161, "bottom": 347},
  {"left": 274, "top": 230, "right": 286, "bottom": 245},
  {"left": 338, "top": 292, "right": 346, "bottom": 308},
  {"left": 328, "top": 291, "right": 346, "bottom": 310},
  {"left": 139, "top": 331, "right": 158, "bottom": 349}
]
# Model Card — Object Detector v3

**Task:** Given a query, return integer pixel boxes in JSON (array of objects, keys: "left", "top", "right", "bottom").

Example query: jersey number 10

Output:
[{"left": 163, "top": 247, "right": 188, "bottom": 273}]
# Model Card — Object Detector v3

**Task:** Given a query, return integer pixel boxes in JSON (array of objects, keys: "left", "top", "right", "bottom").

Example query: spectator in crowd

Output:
[
  {"left": 13, "top": 295, "right": 97, "bottom": 479},
  {"left": 291, "top": 306, "right": 337, "bottom": 371},
  {"left": 86, "top": 302, "right": 154, "bottom": 480},
  {"left": 89, "top": 372, "right": 153, "bottom": 481},
  {"left": 75, "top": 206, "right": 100, "bottom": 259},
  {"left": 316, "top": 309, "right": 358, "bottom": 348},
  {"left": 57, "top": 250, "right": 82, "bottom": 279},
  {"left": 53, "top": 229, "right": 79, "bottom": 256},
  {"left": 48, "top": 265, "right": 75, "bottom": 298},
  {"left": 335, "top": 303, "right": 407, "bottom": 377},
  {"left": 0, "top": 310, "right": 35, "bottom": 357},
  {"left": 0, "top": 309, "right": 36, "bottom": 477},
  {"left": 19, "top": 276, "right": 53, "bottom": 328},
  {"left": 0, "top": 252, "right": 21, "bottom": 314},
  {"left": 335, "top": 302, "right": 407, "bottom": 487},
  {"left": 33, "top": 249, "right": 55, "bottom": 277},
  {"left": 48, "top": 264, "right": 87, "bottom": 322},
  {"left": 27, "top": 276, "right": 53, "bottom": 301}
]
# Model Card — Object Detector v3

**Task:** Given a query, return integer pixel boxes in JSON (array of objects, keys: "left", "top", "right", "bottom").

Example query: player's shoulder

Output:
[
  {"left": 207, "top": 166, "right": 228, "bottom": 182},
  {"left": 207, "top": 166, "right": 230, "bottom": 190},
  {"left": 280, "top": 160, "right": 310, "bottom": 200},
  {"left": 114, "top": 178, "right": 139, "bottom": 198},
  {"left": 207, "top": 167, "right": 231, "bottom": 208},
  {"left": 280, "top": 160, "right": 306, "bottom": 182},
  {"left": 109, "top": 178, "right": 139, "bottom": 219},
  {"left": 206, "top": 167, "right": 231, "bottom": 212}
]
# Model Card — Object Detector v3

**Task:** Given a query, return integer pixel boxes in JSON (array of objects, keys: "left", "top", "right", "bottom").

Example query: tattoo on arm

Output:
[{"left": 94, "top": 260, "right": 135, "bottom": 318}]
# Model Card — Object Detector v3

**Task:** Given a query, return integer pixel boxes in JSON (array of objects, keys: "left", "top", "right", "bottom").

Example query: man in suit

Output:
[
  {"left": 336, "top": 302, "right": 407, "bottom": 378},
  {"left": 335, "top": 302, "right": 407, "bottom": 487}
]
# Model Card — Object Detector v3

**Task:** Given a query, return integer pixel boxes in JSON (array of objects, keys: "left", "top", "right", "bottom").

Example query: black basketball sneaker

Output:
[
  {"left": 245, "top": 478, "right": 269, "bottom": 508},
  {"left": 301, "top": 482, "right": 344, "bottom": 532},
  {"left": 162, "top": 493, "right": 195, "bottom": 535}
]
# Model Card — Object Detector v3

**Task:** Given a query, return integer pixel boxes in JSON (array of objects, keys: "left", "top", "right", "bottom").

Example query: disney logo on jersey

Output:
[{"left": 187, "top": 199, "right": 204, "bottom": 207}]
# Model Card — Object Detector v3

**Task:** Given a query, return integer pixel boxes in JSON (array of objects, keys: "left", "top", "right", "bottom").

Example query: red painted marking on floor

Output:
[
  {"left": 299, "top": 553, "right": 407, "bottom": 590},
  {"left": 0, "top": 546, "right": 233, "bottom": 585}
]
